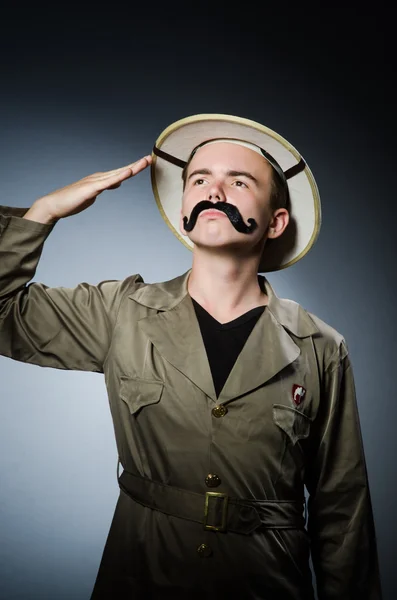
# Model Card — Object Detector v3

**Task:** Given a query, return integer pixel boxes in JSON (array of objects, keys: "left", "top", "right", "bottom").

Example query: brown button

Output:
[
  {"left": 212, "top": 405, "right": 228, "bottom": 418},
  {"left": 197, "top": 543, "right": 212, "bottom": 557},
  {"left": 205, "top": 473, "right": 221, "bottom": 487}
]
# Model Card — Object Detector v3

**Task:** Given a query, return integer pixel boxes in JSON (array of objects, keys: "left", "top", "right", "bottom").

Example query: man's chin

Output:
[
  {"left": 181, "top": 226, "right": 263, "bottom": 253},
  {"left": 191, "top": 237, "right": 257, "bottom": 254}
]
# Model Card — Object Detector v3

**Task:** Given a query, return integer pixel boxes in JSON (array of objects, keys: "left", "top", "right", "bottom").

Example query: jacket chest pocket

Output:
[
  {"left": 120, "top": 376, "right": 164, "bottom": 415},
  {"left": 272, "top": 404, "right": 311, "bottom": 445}
]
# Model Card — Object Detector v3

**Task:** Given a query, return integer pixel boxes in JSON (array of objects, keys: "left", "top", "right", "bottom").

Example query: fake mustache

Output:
[{"left": 183, "top": 200, "right": 258, "bottom": 234}]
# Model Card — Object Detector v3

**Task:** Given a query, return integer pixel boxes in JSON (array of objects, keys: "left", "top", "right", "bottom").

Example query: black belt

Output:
[{"left": 118, "top": 470, "right": 306, "bottom": 535}]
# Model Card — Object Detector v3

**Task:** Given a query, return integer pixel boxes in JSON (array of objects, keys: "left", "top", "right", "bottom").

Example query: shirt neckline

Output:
[{"left": 191, "top": 297, "right": 266, "bottom": 330}]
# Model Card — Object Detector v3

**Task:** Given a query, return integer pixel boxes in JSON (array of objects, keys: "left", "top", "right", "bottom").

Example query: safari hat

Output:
[{"left": 151, "top": 114, "right": 321, "bottom": 272}]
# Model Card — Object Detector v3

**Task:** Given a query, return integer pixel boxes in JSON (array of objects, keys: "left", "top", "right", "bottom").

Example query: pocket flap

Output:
[
  {"left": 273, "top": 404, "right": 311, "bottom": 444},
  {"left": 120, "top": 377, "right": 164, "bottom": 415}
]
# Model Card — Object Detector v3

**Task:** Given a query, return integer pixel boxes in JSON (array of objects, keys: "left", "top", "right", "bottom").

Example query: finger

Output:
[
  {"left": 112, "top": 155, "right": 152, "bottom": 177},
  {"left": 93, "top": 169, "right": 133, "bottom": 191},
  {"left": 125, "top": 154, "right": 152, "bottom": 168},
  {"left": 93, "top": 155, "right": 152, "bottom": 181},
  {"left": 129, "top": 155, "right": 152, "bottom": 174}
]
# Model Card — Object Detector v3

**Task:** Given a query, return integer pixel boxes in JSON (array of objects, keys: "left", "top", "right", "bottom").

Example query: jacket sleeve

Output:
[
  {"left": 304, "top": 339, "right": 383, "bottom": 599},
  {"left": 0, "top": 205, "right": 143, "bottom": 373}
]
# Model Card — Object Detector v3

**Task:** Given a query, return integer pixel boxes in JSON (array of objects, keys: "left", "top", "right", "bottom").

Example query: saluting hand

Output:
[{"left": 24, "top": 155, "right": 152, "bottom": 224}]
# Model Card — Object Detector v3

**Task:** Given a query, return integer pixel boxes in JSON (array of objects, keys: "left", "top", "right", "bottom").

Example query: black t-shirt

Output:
[{"left": 192, "top": 298, "right": 266, "bottom": 398}]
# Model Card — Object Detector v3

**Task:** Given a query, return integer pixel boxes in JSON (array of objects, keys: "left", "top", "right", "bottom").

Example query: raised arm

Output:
[{"left": 0, "top": 156, "right": 151, "bottom": 372}]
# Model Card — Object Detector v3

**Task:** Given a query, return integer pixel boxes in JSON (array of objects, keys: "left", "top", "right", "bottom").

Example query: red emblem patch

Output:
[{"left": 292, "top": 384, "right": 306, "bottom": 406}]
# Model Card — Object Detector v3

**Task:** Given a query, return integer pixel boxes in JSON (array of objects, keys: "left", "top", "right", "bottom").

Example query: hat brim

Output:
[{"left": 151, "top": 113, "right": 321, "bottom": 272}]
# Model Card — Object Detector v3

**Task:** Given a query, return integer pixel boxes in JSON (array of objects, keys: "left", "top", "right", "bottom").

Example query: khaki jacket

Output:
[{"left": 0, "top": 206, "right": 382, "bottom": 599}]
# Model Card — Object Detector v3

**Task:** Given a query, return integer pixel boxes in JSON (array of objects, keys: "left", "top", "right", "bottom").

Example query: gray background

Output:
[{"left": 0, "top": 4, "right": 394, "bottom": 599}]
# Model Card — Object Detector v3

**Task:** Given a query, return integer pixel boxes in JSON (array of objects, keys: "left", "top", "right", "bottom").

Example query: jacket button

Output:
[
  {"left": 197, "top": 543, "right": 212, "bottom": 557},
  {"left": 212, "top": 405, "right": 228, "bottom": 418},
  {"left": 205, "top": 473, "right": 221, "bottom": 487}
]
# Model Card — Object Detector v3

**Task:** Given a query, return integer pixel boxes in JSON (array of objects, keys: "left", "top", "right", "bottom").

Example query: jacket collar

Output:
[
  {"left": 128, "top": 269, "right": 319, "bottom": 339},
  {"left": 129, "top": 270, "right": 319, "bottom": 403}
]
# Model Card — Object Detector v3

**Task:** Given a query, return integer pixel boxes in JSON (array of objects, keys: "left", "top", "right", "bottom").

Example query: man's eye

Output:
[
  {"left": 194, "top": 179, "right": 205, "bottom": 185},
  {"left": 234, "top": 181, "right": 247, "bottom": 188}
]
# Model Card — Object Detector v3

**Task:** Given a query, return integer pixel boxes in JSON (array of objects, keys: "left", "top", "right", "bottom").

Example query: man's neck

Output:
[{"left": 187, "top": 250, "right": 268, "bottom": 324}]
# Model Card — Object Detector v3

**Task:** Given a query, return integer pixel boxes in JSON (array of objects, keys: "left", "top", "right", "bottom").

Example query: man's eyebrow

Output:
[
  {"left": 188, "top": 168, "right": 212, "bottom": 180},
  {"left": 187, "top": 168, "right": 259, "bottom": 184},
  {"left": 227, "top": 170, "right": 259, "bottom": 184}
]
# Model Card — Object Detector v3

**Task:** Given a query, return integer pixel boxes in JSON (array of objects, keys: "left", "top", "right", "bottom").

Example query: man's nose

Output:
[{"left": 207, "top": 182, "right": 226, "bottom": 203}]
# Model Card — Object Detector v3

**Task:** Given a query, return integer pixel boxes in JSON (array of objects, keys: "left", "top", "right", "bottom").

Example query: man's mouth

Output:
[{"left": 199, "top": 208, "right": 228, "bottom": 217}]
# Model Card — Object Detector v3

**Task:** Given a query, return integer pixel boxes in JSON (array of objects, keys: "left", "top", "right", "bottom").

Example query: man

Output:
[{"left": 0, "top": 114, "right": 382, "bottom": 599}]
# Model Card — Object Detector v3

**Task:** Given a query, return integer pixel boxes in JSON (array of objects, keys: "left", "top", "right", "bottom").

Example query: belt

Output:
[{"left": 118, "top": 470, "right": 306, "bottom": 535}]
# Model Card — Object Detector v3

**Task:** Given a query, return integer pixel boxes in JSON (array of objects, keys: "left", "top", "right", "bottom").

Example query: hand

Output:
[{"left": 24, "top": 155, "right": 152, "bottom": 223}]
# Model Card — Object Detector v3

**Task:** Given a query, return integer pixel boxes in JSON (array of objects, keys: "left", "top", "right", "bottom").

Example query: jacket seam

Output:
[
  {"left": 102, "top": 277, "right": 139, "bottom": 368},
  {"left": 323, "top": 342, "right": 347, "bottom": 373}
]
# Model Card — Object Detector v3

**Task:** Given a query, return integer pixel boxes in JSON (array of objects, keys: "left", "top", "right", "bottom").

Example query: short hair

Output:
[{"left": 181, "top": 149, "right": 289, "bottom": 212}]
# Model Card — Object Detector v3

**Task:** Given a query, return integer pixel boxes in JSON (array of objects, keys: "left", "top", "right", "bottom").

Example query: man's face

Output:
[{"left": 180, "top": 142, "right": 274, "bottom": 255}]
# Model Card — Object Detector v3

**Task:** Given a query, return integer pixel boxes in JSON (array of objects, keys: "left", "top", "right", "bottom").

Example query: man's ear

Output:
[
  {"left": 179, "top": 208, "right": 187, "bottom": 237},
  {"left": 267, "top": 209, "right": 289, "bottom": 239}
]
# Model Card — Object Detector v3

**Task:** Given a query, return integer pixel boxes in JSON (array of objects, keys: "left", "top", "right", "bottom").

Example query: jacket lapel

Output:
[
  {"left": 129, "top": 271, "right": 216, "bottom": 400},
  {"left": 218, "top": 307, "right": 300, "bottom": 403},
  {"left": 137, "top": 293, "right": 217, "bottom": 400},
  {"left": 218, "top": 277, "right": 320, "bottom": 402}
]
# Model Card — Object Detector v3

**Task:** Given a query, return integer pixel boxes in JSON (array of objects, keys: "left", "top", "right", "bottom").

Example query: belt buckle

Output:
[{"left": 203, "top": 492, "right": 229, "bottom": 532}]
